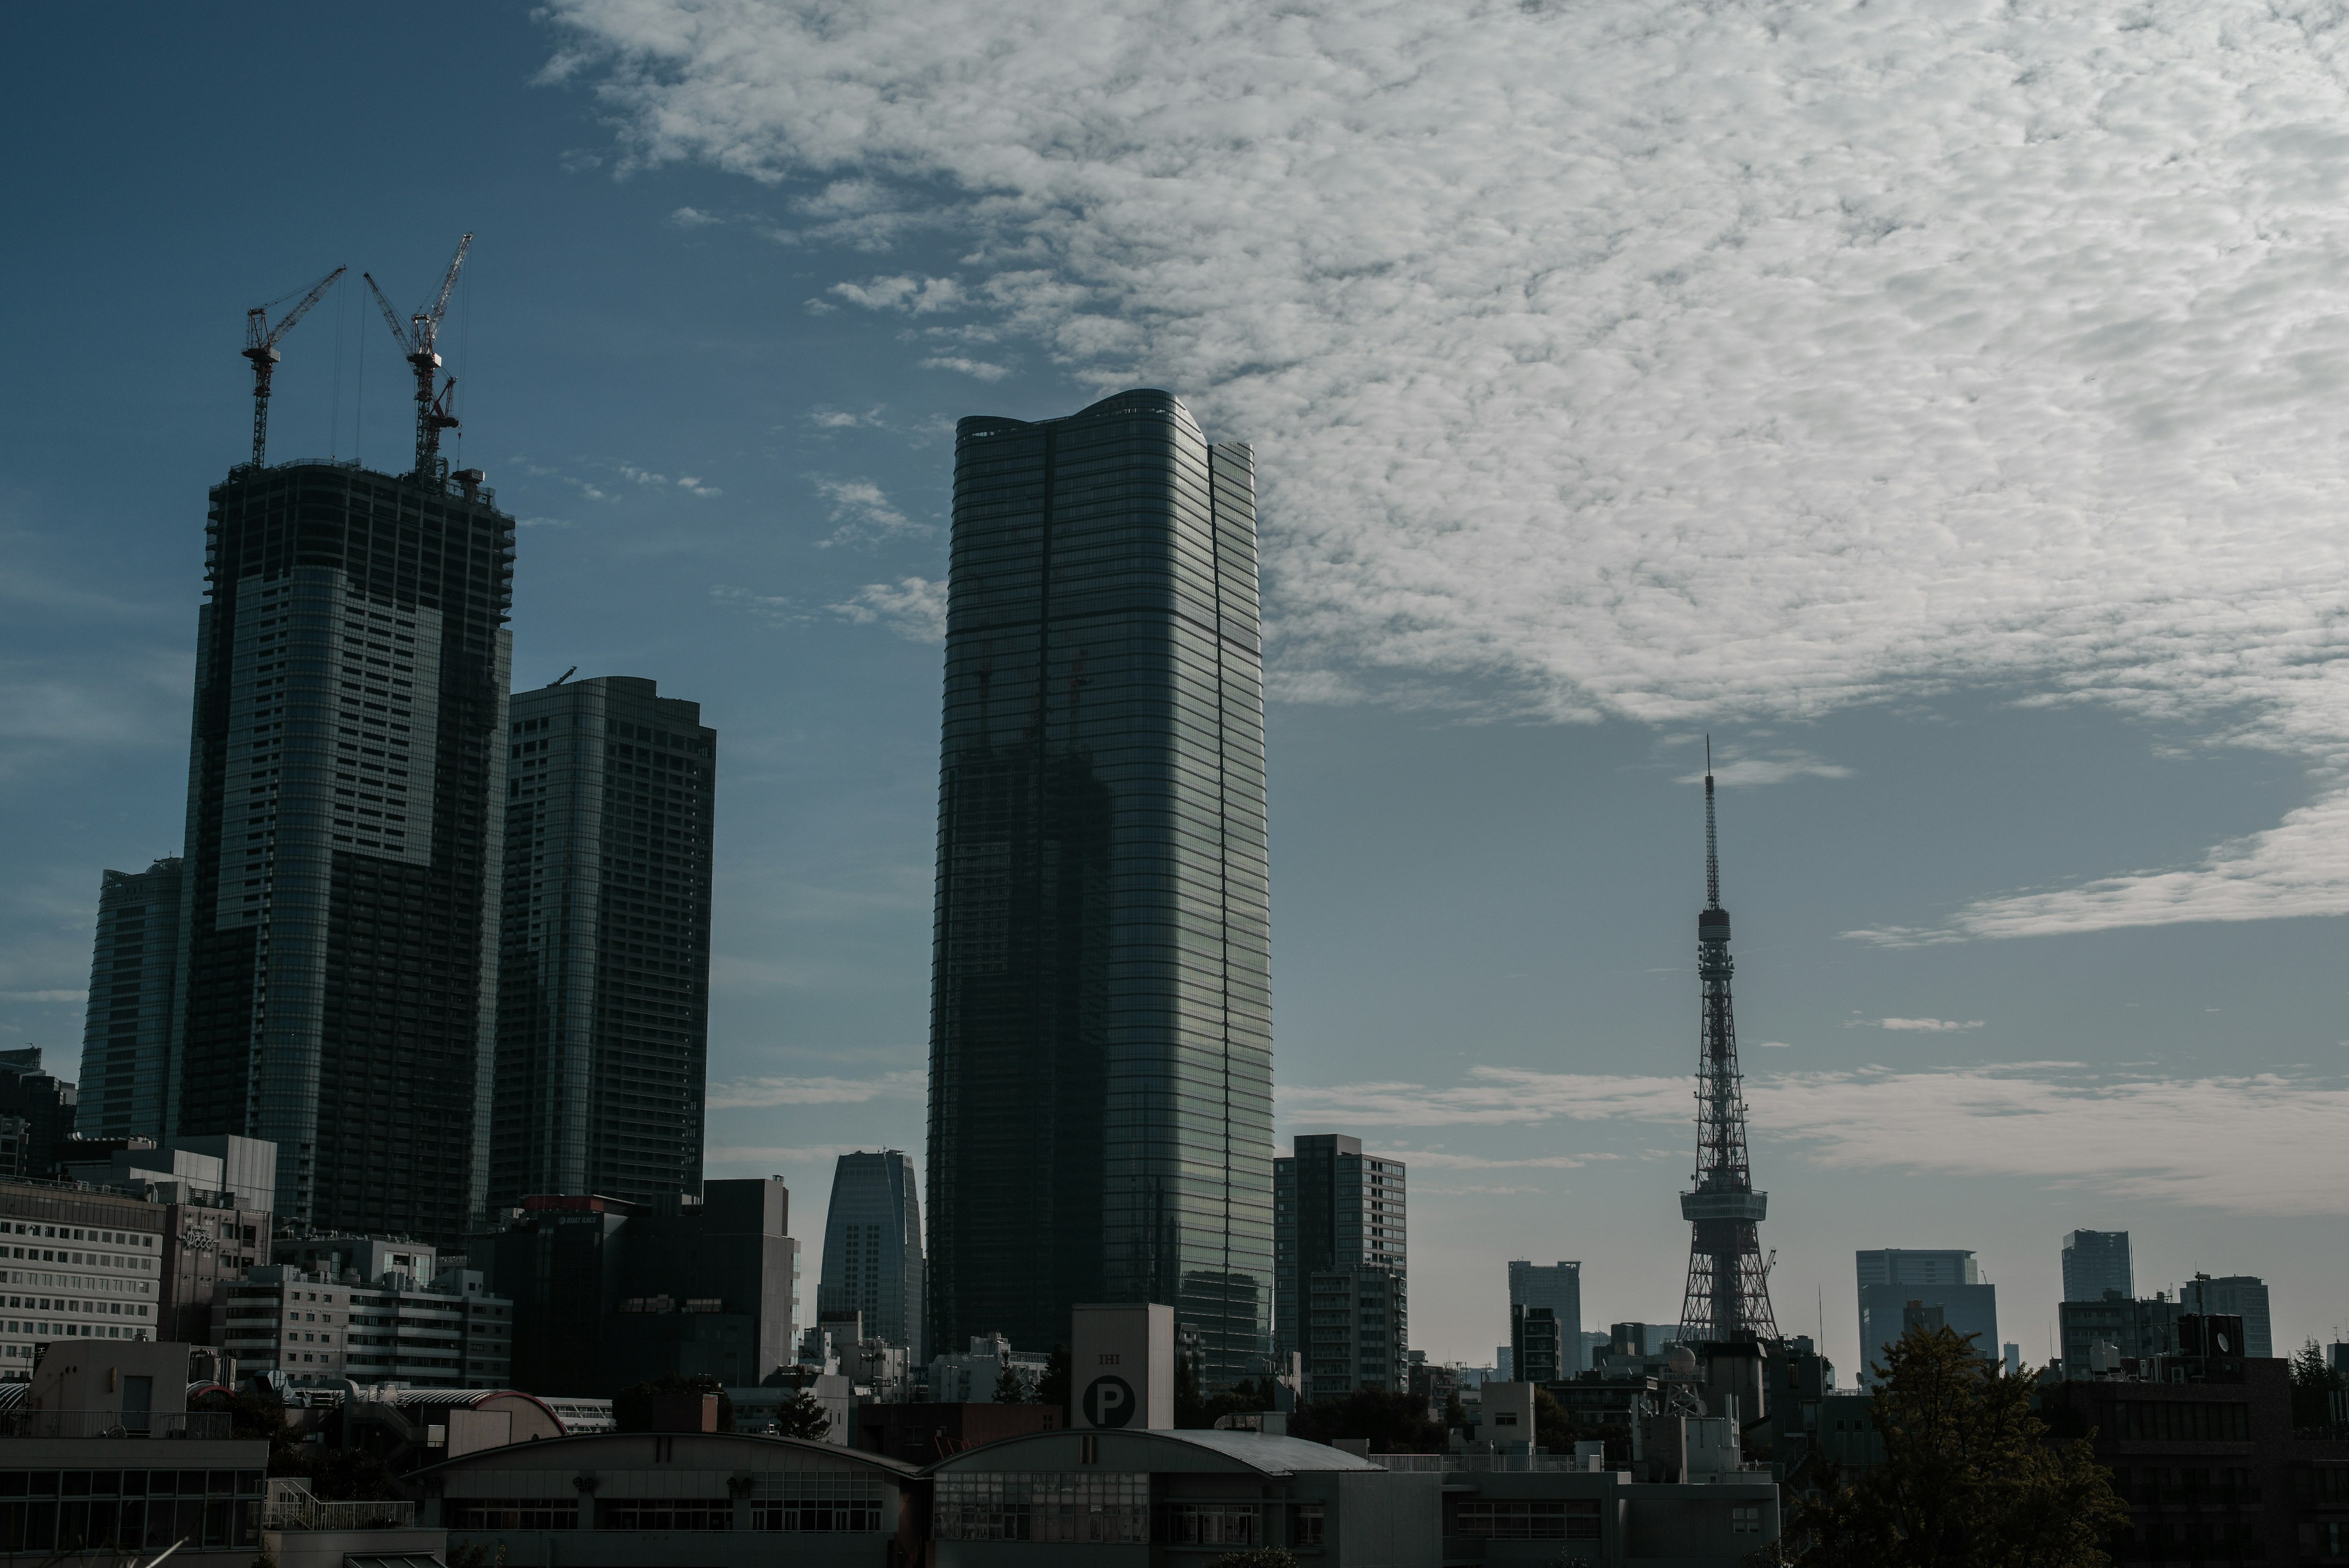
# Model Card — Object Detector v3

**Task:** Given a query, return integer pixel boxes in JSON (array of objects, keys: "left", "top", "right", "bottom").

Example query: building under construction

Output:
[{"left": 168, "top": 240, "right": 513, "bottom": 1241}]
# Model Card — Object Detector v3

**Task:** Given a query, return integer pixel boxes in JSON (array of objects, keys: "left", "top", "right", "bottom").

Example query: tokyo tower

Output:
[{"left": 1675, "top": 743, "right": 1778, "bottom": 1343}]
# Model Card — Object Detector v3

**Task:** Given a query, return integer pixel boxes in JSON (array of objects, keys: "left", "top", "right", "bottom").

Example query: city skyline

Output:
[{"left": 6, "top": 5, "right": 2349, "bottom": 1375}]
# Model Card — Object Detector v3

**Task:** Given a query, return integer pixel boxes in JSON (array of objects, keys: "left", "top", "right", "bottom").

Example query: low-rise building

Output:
[
  {"left": 927, "top": 1332, "right": 1051, "bottom": 1403},
  {"left": 415, "top": 1428, "right": 925, "bottom": 1567},
  {"left": 214, "top": 1261, "right": 512, "bottom": 1388}
]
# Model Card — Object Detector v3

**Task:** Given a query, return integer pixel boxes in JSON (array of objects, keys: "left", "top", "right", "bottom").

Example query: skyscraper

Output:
[
  {"left": 2182, "top": 1273, "right": 2273, "bottom": 1358},
  {"left": 1508, "top": 1261, "right": 1583, "bottom": 1373},
  {"left": 1275, "top": 1135, "right": 1407, "bottom": 1388},
  {"left": 168, "top": 458, "right": 512, "bottom": 1238},
  {"left": 76, "top": 857, "right": 183, "bottom": 1140},
  {"left": 1676, "top": 751, "right": 1777, "bottom": 1343},
  {"left": 2061, "top": 1230, "right": 2133, "bottom": 1303},
  {"left": 492, "top": 675, "right": 715, "bottom": 1208},
  {"left": 818, "top": 1150, "right": 926, "bottom": 1359},
  {"left": 1855, "top": 1248, "right": 1998, "bottom": 1375},
  {"left": 927, "top": 389, "right": 1272, "bottom": 1382}
]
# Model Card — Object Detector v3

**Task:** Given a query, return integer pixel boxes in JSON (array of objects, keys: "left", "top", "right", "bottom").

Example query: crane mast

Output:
[
  {"left": 241, "top": 267, "right": 346, "bottom": 469},
  {"left": 363, "top": 232, "right": 473, "bottom": 478}
]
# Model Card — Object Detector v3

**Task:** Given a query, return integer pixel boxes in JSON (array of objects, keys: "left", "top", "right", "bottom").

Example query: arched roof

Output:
[{"left": 409, "top": 1428, "right": 923, "bottom": 1482}]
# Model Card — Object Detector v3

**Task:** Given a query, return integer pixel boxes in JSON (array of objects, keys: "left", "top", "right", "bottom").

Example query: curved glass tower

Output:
[{"left": 927, "top": 389, "right": 1272, "bottom": 1383}]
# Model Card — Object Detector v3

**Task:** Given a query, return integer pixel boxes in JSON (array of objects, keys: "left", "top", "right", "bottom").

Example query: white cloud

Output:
[
  {"left": 917, "top": 355, "right": 1008, "bottom": 382},
  {"left": 1285, "top": 1063, "right": 2349, "bottom": 1216},
  {"left": 666, "top": 205, "right": 723, "bottom": 228},
  {"left": 813, "top": 477, "right": 920, "bottom": 548},
  {"left": 831, "top": 275, "right": 967, "bottom": 314},
  {"left": 549, "top": 0, "right": 2349, "bottom": 937},
  {"left": 1865, "top": 1017, "right": 1986, "bottom": 1033},
  {"left": 829, "top": 577, "right": 949, "bottom": 642},
  {"left": 0, "top": 989, "right": 86, "bottom": 1004},
  {"left": 705, "top": 1068, "right": 924, "bottom": 1109}
]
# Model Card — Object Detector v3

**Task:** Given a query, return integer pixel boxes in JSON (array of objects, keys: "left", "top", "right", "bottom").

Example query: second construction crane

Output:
[
  {"left": 242, "top": 266, "right": 346, "bottom": 469},
  {"left": 365, "top": 233, "right": 472, "bottom": 478}
]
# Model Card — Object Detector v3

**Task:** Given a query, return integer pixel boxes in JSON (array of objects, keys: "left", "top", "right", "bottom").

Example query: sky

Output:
[{"left": 6, "top": 0, "right": 2349, "bottom": 1378}]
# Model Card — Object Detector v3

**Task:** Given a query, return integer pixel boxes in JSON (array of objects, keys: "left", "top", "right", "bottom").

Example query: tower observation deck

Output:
[{"left": 1675, "top": 748, "right": 1778, "bottom": 1343}]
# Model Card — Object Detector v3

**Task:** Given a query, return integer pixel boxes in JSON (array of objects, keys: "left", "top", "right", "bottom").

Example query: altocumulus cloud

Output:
[
  {"left": 1283, "top": 1065, "right": 2349, "bottom": 1216},
  {"left": 549, "top": 0, "right": 2349, "bottom": 938}
]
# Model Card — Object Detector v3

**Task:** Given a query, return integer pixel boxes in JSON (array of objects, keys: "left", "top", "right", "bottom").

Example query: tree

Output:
[
  {"left": 1036, "top": 1342, "right": 1071, "bottom": 1416},
  {"left": 776, "top": 1389, "right": 831, "bottom": 1441},
  {"left": 1288, "top": 1387, "right": 1444, "bottom": 1453},
  {"left": 614, "top": 1371, "right": 736, "bottom": 1433},
  {"left": 993, "top": 1358, "right": 1031, "bottom": 1403},
  {"left": 2292, "top": 1339, "right": 2343, "bottom": 1432},
  {"left": 1770, "top": 1325, "right": 2128, "bottom": 1568},
  {"left": 1206, "top": 1551, "right": 1296, "bottom": 1568}
]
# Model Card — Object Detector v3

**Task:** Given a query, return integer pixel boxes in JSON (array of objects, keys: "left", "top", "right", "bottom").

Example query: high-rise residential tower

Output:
[
  {"left": 76, "top": 857, "right": 184, "bottom": 1141},
  {"left": 168, "top": 458, "right": 512, "bottom": 1239},
  {"left": 1508, "top": 1260, "right": 1583, "bottom": 1373},
  {"left": 1275, "top": 1135, "right": 1408, "bottom": 1390},
  {"left": 817, "top": 1150, "right": 926, "bottom": 1359},
  {"left": 927, "top": 389, "right": 1272, "bottom": 1382},
  {"left": 2061, "top": 1229, "right": 2134, "bottom": 1304},
  {"left": 492, "top": 676, "right": 715, "bottom": 1208}
]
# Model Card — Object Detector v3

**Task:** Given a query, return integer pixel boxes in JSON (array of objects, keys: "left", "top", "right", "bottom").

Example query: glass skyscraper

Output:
[
  {"left": 78, "top": 856, "right": 184, "bottom": 1141},
  {"left": 492, "top": 675, "right": 715, "bottom": 1208},
  {"left": 169, "top": 459, "right": 511, "bottom": 1239},
  {"left": 927, "top": 388, "right": 1272, "bottom": 1383},
  {"left": 817, "top": 1149, "right": 926, "bottom": 1359}
]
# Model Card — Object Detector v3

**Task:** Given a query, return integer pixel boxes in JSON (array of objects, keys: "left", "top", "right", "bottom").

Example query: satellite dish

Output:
[{"left": 1666, "top": 1347, "right": 1698, "bottom": 1375}]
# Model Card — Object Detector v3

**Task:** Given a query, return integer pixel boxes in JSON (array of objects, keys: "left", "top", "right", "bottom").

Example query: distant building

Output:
[
  {"left": 2061, "top": 1230, "right": 2133, "bottom": 1304},
  {"left": 492, "top": 675, "right": 716, "bottom": 1209},
  {"left": 2060, "top": 1292, "right": 2183, "bottom": 1373},
  {"left": 1855, "top": 1249, "right": 1997, "bottom": 1376},
  {"left": 1275, "top": 1134, "right": 1406, "bottom": 1386},
  {"left": 0, "top": 1049, "right": 77, "bottom": 1180},
  {"left": 75, "top": 858, "right": 184, "bottom": 1142},
  {"left": 220, "top": 1240, "right": 512, "bottom": 1387},
  {"left": 927, "top": 1332, "right": 1052, "bottom": 1403},
  {"left": 1511, "top": 1302, "right": 1564, "bottom": 1385},
  {"left": 2182, "top": 1273, "right": 2273, "bottom": 1359},
  {"left": 475, "top": 1180, "right": 800, "bottom": 1396},
  {"left": 818, "top": 1150, "right": 925, "bottom": 1361},
  {"left": 0, "top": 1179, "right": 165, "bottom": 1372},
  {"left": 926, "top": 392, "right": 1271, "bottom": 1384},
  {"left": 1508, "top": 1260, "right": 1584, "bottom": 1373},
  {"left": 61, "top": 1132, "right": 277, "bottom": 1214},
  {"left": 1304, "top": 1268, "right": 1408, "bottom": 1399}
]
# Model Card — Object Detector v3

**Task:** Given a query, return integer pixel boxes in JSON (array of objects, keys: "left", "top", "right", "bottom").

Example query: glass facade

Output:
[
  {"left": 932, "top": 1472, "right": 1149, "bottom": 1542},
  {"left": 493, "top": 676, "right": 714, "bottom": 1208},
  {"left": 171, "top": 461, "right": 511, "bottom": 1240},
  {"left": 927, "top": 390, "right": 1272, "bottom": 1383},
  {"left": 77, "top": 858, "right": 184, "bottom": 1142},
  {"left": 817, "top": 1149, "right": 925, "bottom": 1358}
]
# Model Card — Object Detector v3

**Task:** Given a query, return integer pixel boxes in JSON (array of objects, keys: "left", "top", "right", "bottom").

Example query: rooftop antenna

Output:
[
  {"left": 1704, "top": 735, "right": 1721, "bottom": 910},
  {"left": 363, "top": 232, "right": 472, "bottom": 478},
  {"left": 242, "top": 267, "right": 347, "bottom": 469}
]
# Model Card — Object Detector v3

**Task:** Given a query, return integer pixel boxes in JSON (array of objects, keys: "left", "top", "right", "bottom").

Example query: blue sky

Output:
[{"left": 7, "top": 1, "right": 2349, "bottom": 1375}]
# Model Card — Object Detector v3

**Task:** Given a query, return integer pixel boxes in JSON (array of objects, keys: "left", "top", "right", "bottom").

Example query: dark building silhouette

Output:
[
  {"left": 0, "top": 1049, "right": 78, "bottom": 1180},
  {"left": 927, "top": 390, "right": 1271, "bottom": 1382},
  {"left": 76, "top": 858, "right": 184, "bottom": 1142},
  {"left": 818, "top": 1150, "right": 925, "bottom": 1360},
  {"left": 168, "top": 459, "right": 512, "bottom": 1238},
  {"left": 1275, "top": 1134, "right": 1406, "bottom": 1390},
  {"left": 492, "top": 675, "right": 714, "bottom": 1208}
]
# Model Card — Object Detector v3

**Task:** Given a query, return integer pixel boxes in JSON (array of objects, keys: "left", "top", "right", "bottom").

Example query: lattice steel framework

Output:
[{"left": 1675, "top": 751, "right": 1778, "bottom": 1343}]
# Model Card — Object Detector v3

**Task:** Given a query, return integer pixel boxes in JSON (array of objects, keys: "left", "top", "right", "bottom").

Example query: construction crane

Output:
[
  {"left": 242, "top": 266, "right": 346, "bottom": 469},
  {"left": 363, "top": 232, "right": 473, "bottom": 478}
]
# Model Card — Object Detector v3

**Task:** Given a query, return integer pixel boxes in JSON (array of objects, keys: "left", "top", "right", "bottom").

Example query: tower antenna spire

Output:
[{"left": 1675, "top": 747, "right": 1778, "bottom": 1345}]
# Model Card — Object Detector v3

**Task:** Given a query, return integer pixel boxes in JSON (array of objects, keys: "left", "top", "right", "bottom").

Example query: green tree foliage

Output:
[
  {"left": 613, "top": 1371, "right": 736, "bottom": 1433},
  {"left": 1288, "top": 1387, "right": 1444, "bottom": 1453},
  {"left": 2292, "top": 1339, "right": 2343, "bottom": 1432},
  {"left": 1205, "top": 1551, "right": 1297, "bottom": 1568},
  {"left": 1036, "top": 1343, "right": 1071, "bottom": 1415},
  {"left": 776, "top": 1389, "right": 831, "bottom": 1441},
  {"left": 1771, "top": 1326, "right": 2128, "bottom": 1568},
  {"left": 993, "top": 1358, "right": 1031, "bottom": 1403}
]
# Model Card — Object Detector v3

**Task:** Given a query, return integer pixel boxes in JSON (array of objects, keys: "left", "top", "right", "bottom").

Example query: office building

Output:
[
  {"left": 216, "top": 1254, "right": 511, "bottom": 1388},
  {"left": 817, "top": 1150, "right": 925, "bottom": 1359},
  {"left": 2059, "top": 1292, "right": 2183, "bottom": 1373},
  {"left": 0, "top": 1050, "right": 77, "bottom": 1180},
  {"left": 1301, "top": 1267, "right": 1408, "bottom": 1399},
  {"left": 927, "top": 1331, "right": 1054, "bottom": 1403},
  {"left": 1509, "top": 1260, "right": 1583, "bottom": 1373},
  {"left": 492, "top": 675, "right": 715, "bottom": 1209},
  {"left": 1854, "top": 1249, "right": 1997, "bottom": 1376},
  {"left": 2183, "top": 1273, "right": 2273, "bottom": 1358},
  {"left": 76, "top": 858, "right": 185, "bottom": 1142},
  {"left": 926, "top": 390, "right": 1271, "bottom": 1383},
  {"left": 61, "top": 1132, "right": 276, "bottom": 1215},
  {"left": 477, "top": 1180, "right": 800, "bottom": 1395},
  {"left": 1275, "top": 1135, "right": 1406, "bottom": 1379},
  {"left": 169, "top": 458, "right": 513, "bottom": 1240},
  {"left": 1510, "top": 1302, "right": 1564, "bottom": 1386},
  {"left": 2061, "top": 1229, "right": 2132, "bottom": 1304}
]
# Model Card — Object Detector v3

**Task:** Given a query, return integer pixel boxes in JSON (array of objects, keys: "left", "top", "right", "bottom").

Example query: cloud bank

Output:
[
  {"left": 547, "top": 0, "right": 2349, "bottom": 936},
  {"left": 1283, "top": 1063, "right": 2349, "bottom": 1217}
]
